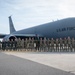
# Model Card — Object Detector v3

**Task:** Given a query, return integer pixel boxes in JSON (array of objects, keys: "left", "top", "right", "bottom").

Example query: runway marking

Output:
[{"left": 3, "top": 52, "right": 75, "bottom": 74}]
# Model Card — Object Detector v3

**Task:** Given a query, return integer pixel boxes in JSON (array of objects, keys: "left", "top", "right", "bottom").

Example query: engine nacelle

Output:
[{"left": 3, "top": 35, "right": 16, "bottom": 41}]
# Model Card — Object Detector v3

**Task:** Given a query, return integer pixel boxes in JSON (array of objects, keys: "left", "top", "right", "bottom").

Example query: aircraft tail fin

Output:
[{"left": 8, "top": 16, "right": 16, "bottom": 34}]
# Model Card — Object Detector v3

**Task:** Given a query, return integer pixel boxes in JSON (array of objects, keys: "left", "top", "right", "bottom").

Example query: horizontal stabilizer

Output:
[{"left": 0, "top": 34, "right": 8, "bottom": 38}]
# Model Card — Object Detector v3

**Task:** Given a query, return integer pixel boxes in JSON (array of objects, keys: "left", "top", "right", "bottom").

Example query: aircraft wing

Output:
[
  {"left": 1, "top": 33, "right": 44, "bottom": 41},
  {"left": 0, "top": 34, "right": 8, "bottom": 38},
  {"left": 13, "top": 34, "right": 44, "bottom": 37}
]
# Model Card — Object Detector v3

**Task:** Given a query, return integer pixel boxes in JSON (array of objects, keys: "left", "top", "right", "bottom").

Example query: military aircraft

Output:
[{"left": 0, "top": 16, "right": 75, "bottom": 41}]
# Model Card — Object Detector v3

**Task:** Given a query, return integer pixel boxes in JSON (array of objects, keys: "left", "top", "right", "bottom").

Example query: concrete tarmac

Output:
[{"left": 0, "top": 52, "right": 74, "bottom": 75}]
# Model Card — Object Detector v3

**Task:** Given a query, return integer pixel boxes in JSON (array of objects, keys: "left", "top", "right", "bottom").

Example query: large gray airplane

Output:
[{"left": 0, "top": 16, "right": 75, "bottom": 41}]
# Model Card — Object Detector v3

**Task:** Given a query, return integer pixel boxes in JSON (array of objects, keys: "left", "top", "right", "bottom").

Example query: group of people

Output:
[{"left": 0, "top": 37, "right": 75, "bottom": 52}]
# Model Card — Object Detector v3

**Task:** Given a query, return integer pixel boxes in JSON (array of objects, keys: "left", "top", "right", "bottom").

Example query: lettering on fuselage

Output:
[{"left": 56, "top": 27, "right": 75, "bottom": 32}]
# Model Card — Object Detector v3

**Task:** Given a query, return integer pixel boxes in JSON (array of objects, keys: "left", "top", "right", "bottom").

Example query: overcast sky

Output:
[{"left": 0, "top": 0, "right": 75, "bottom": 34}]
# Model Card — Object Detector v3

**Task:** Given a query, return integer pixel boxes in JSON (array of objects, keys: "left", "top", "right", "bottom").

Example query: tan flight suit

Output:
[
  {"left": 10, "top": 39, "right": 14, "bottom": 50},
  {"left": 21, "top": 39, "right": 24, "bottom": 50},
  {"left": 28, "top": 38, "right": 32, "bottom": 50},
  {"left": 63, "top": 38, "right": 67, "bottom": 51},
  {"left": 40, "top": 38, "right": 43, "bottom": 51},
  {"left": 55, "top": 38, "right": 59, "bottom": 52},
  {"left": 14, "top": 38, "right": 17, "bottom": 50},
  {"left": 67, "top": 37, "right": 71, "bottom": 51},
  {"left": 72, "top": 38, "right": 75, "bottom": 51},
  {"left": 59, "top": 38, "right": 63, "bottom": 52},
  {"left": 31, "top": 38, "right": 34, "bottom": 51},
  {"left": 47, "top": 38, "right": 50, "bottom": 51},
  {"left": 17, "top": 38, "right": 21, "bottom": 50},
  {"left": 51, "top": 38, "right": 54, "bottom": 52},
  {"left": 24, "top": 38, "right": 28, "bottom": 50},
  {"left": 43, "top": 37, "right": 47, "bottom": 51}
]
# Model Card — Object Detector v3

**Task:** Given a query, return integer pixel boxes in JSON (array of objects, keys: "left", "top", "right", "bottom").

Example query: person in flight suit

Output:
[
  {"left": 28, "top": 37, "right": 32, "bottom": 50},
  {"left": 17, "top": 38, "right": 21, "bottom": 50},
  {"left": 21, "top": 39, "right": 24, "bottom": 50},
  {"left": 2, "top": 40, "right": 5, "bottom": 50},
  {"left": 31, "top": 38, "right": 34, "bottom": 51},
  {"left": 59, "top": 38, "right": 63, "bottom": 52},
  {"left": 72, "top": 37, "right": 75, "bottom": 52},
  {"left": 7, "top": 39, "right": 11, "bottom": 50},
  {"left": 51, "top": 38, "right": 54, "bottom": 52},
  {"left": 39, "top": 38, "right": 43, "bottom": 51},
  {"left": 24, "top": 38, "right": 28, "bottom": 51},
  {"left": 14, "top": 38, "right": 17, "bottom": 50},
  {"left": 47, "top": 38, "right": 51, "bottom": 51},
  {"left": 34, "top": 36, "right": 40, "bottom": 51},
  {"left": 63, "top": 37, "right": 67, "bottom": 51},
  {"left": 10, "top": 39, "right": 14, "bottom": 50},
  {"left": 67, "top": 37, "right": 71, "bottom": 52},
  {"left": 43, "top": 37, "right": 47, "bottom": 52},
  {"left": 55, "top": 38, "right": 59, "bottom": 52}
]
